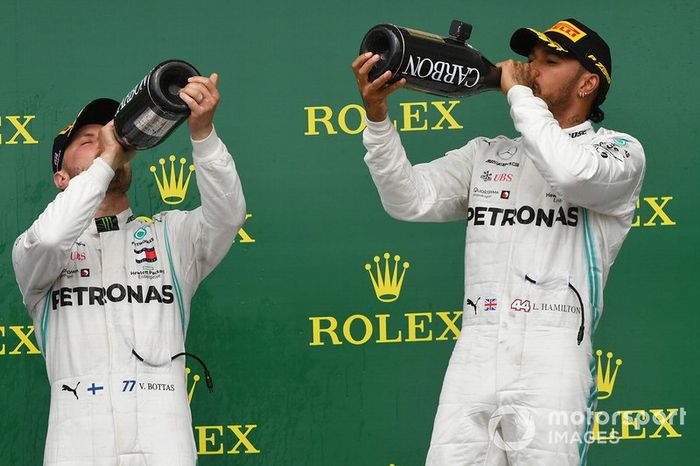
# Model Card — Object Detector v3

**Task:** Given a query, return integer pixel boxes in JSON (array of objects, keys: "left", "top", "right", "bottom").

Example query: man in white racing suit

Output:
[
  {"left": 12, "top": 73, "right": 246, "bottom": 466},
  {"left": 352, "top": 18, "right": 645, "bottom": 465}
]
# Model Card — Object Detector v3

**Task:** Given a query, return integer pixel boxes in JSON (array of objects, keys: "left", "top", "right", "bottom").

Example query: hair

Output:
[
  {"left": 586, "top": 82, "right": 605, "bottom": 123},
  {"left": 588, "top": 105, "right": 605, "bottom": 123}
]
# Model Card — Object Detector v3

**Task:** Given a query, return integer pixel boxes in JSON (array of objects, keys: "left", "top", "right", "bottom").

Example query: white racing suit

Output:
[
  {"left": 12, "top": 128, "right": 246, "bottom": 466},
  {"left": 363, "top": 86, "right": 645, "bottom": 465}
]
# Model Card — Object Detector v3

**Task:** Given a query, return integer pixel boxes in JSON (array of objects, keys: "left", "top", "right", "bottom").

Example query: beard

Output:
[
  {"left": 533, "top": 80, "right": 578, "bottom": 114},
  {"left": 532, "top": 68, "right": 585, "bottom": 116}
]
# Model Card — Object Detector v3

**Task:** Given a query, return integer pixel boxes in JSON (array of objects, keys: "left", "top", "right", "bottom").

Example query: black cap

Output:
[
  {"left": 510, "top": 19, "right": 612, "bottom": 107},
  {"left": 51, "top": 98, "right": 119, "bottom": 173}
]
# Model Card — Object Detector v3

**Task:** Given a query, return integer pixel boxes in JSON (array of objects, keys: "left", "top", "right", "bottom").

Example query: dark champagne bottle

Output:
[
  {"left": 114, "top": 60, "right": 200, "bottom": 149},
  {"left": 359, "top": 20, "right": 500, "bottom": 97}
]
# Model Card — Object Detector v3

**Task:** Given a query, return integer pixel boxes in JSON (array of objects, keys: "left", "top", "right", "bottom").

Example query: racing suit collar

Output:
[
  {"left": 88, "top": 208, "right": 135, "bottom": 235},
  {"left": 564, "top": 120, "right": 594, "bottom": 139}
]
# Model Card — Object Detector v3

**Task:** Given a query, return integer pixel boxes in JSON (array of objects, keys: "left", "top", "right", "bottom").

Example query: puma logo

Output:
[
  {"left": 62, "top": 382, "right": 80, "bottom": 400},
  {"left": 467, "top": 297, "right": 481, "bottom": 315}
]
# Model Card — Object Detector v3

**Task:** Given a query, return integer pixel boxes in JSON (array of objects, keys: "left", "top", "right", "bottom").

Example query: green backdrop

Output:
[{"left": 1, "top": 0, "right": 696, "bottom": 464}]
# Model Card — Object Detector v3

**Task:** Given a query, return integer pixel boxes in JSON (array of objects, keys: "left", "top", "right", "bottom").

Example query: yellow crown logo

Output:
[
  {"left": 186, "top": 367, "right": 200, "bottom": 405},
  {"left": 364, "top": 252, "right": 410, "bottom": 303},
  {"left": 150, "top": 155, "right": 195, "bottom": 205},
  {"left": 596, "top": 349, "right": 622, "bottom": 400}
]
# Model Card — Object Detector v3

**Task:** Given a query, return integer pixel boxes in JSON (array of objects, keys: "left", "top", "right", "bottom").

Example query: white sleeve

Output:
[
  {"left": 362, "top": 117, "right": 475, "bottom": 222},
  {"left": 12, "top": 158, "right": 114, "bottom": 310},
  {"left": 161, "top": 126, "right": 246, "bottom": 286},
  {"left": 508, "top": 85, "right": 646, "bottom": 217}
]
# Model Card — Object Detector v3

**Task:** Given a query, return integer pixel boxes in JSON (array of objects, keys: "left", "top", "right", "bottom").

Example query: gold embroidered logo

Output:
[
  {"left": 590, "top": 57, "right": 612, "bottom": 85},
  {"left": 364, "top": 253, "right": 410, "bottom": 303},
  {"left": 596, "top": 349, "right": 622, "bottom": 400},
  {"left": 58, "top": 122, "right": 74, "bottom": 136},
  {"left": 150, "top": 155, "right": 195, "bottom": 205},
  {"left": 528, "top": 28, "right": 567, "bottom": 52}
]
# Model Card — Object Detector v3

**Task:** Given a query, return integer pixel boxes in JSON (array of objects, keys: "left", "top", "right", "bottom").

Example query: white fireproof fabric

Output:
[
  {"left": 13, "top": 128, "right": 246, "bottom": 466},
  {"left": 363, "top": 85, "right": 645, "bottom": 465}
]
